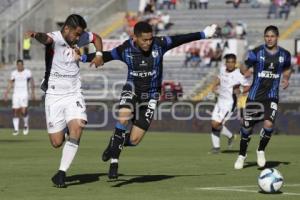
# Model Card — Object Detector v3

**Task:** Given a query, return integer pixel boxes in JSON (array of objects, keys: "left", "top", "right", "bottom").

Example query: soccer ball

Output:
[{"left": 258, "top": 168, "right": 283, "bottom": 193}]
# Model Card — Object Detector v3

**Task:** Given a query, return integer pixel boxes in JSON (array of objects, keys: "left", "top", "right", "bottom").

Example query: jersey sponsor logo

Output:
[
  {"left": 268, "top": 62, "right": 274, "bottom": 70},
  {"left": 258, "top": 71, "right": 280, "bottom": 79},
  {"left": 260, "top": 56, "right": 265, "bottom": 61},
  {"left": 139, "top": 60, "right": 148, "bottom": 67},
  {"left": 129, "top": 70, "right": 157, "bottom": 78},
  {"left": 152, "top": 50, "right": 159, "bottom": 58},
  {"left": 51, "top": 72, "right": 78, "bottom": 78}
]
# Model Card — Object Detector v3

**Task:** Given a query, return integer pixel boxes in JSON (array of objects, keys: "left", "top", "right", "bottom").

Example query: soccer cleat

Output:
[
  {"left": 209, "top": 147, "right": 220, "bottom": 154},
  {"left": 23, "top": 127, "right": 29, "bottom": 135},
  {"left": 51, "top": 170, "right": 66, "bottom": 188},
  {"left": 12, "top": 130, "right": 19, "bottom": 136},
  {"left": 108, "top": 163, "right": 119, "bottom": 179},
  {"left": 257, "top": 150, "right": 266, "bottom": 168},
  {"left": 227, "top": 134, "right": 236, "bottom": 149},
  {"left": 234, "top": 155, "right": 246, "bottom": 170},
  {"left": 102, "top": 137, "right": 113, "bottom": 162}
]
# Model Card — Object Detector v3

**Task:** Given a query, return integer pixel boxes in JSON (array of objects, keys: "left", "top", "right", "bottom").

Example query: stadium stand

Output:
[{"left": 0, "top": 0, "right": 299, "bottom": 103}]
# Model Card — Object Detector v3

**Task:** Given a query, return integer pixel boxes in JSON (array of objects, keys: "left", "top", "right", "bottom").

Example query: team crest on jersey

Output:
[
  {"left": 152, "top": 50, "right": 159, "bottom": 58},
  {"left": 279, "top": 56, "right": 284, "bottom": 63}
]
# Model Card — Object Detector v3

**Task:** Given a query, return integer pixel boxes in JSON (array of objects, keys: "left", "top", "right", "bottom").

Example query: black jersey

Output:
[
  {"left": 245, "top": 45, "right": 291, "bottom": 101},
  {"left": 92, "top": 32, "right": 206, "bottom": 100}
]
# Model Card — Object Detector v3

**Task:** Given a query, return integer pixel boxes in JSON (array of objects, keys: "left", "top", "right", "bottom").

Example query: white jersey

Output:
[
  {"left": 11, "top": 69, "right": 32, "bottom": 97},
  {"left": 217, "top": 66, "right": 251, "bottom": 106},
  {"left": 45, "top": 31, "right": 93, "bottom": 95}
]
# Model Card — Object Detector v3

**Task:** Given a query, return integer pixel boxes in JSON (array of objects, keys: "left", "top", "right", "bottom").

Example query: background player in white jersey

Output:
[
  {"left": 4, "top": 59, "right": 35, "bottom": 135},
  {"left": 26, "top": 14, "right": 103, "bottom": 188},
  {"left": 210, "top": 54, "right": 251, "bottom": 154}
]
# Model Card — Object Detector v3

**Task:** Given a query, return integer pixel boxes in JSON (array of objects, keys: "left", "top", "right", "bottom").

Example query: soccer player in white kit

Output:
[
  {"left": 26, "top": 14, "right": 103, "bottom": 188},
  {"left": 4, "top": 59, "right": 35, "bottom": 135},
  {"left": 210, "top": 54, "right": 251, "bottom": 153}
]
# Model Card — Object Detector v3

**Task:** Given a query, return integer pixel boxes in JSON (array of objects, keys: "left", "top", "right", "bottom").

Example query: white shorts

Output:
[
  {"left": 45, "top": 93, "right": 87, "bottom": 134},
  {"left": 211, "top": 103, "right": 234, "bottom": 124},
  {"left": 12, "top": 95, "right": 28, "bottom": 109}
]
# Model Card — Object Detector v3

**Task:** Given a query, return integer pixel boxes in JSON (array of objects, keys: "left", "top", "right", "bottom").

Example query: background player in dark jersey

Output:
[
  {"left": 82, "top": 21, "right": 217, "bottom": 179},
  {"left": 234, "top": 25, "right": 292, "bottom": 170}
]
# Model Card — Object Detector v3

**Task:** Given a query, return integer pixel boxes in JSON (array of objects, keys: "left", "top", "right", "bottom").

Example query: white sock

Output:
[
  {"left": 211, "top": 132, "right": 220, "bottom": 148},
  {"left": 13, "top": 117, "right": 19, "bottom": 131},
  {"left": 221, "top": 125, "right": 233, "bottom": 139},
  {"left": 111, "top": 158, "right": 118, "bottom": 164},
  {"left": 59, "top": 141, "right": 79, "bottom": 172},
  {"left": 23, "top": 115, "right": 29, "bottom": 128}
]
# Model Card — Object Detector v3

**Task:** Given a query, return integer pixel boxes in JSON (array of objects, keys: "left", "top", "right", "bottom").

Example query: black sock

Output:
[
  {"left": 258, "top": 127, "right": 273, "bottom": 151},
  {"left": 111, "top": 128, "right": 126, "bottom": 159},
  {"left": 239, "top": 127, "right": 252, "bottom": 156},
  {"left": 239, "top": 137, "right": 251, "bottom": 156}
]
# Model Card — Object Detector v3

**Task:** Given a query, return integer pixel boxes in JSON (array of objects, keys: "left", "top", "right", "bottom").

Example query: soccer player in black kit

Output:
[
  {"left": 234, "top": 25, "right": 292, "bottom": 170},
  {"left": 82, "top": 21, "right": 217, "bottom": 178}
]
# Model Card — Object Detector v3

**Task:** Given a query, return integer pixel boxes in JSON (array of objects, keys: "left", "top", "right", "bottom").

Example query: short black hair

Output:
[
  {"left": 16, "top": 59, "right": 23, "bottom": 64},
  {"left": 134, "top": 21, "right": 153, "bottom": 36},
  {"left": 64, "top": 14, "right": 87, "bottom": 30},
  {"left": 224, "top": 53, "right": 237, "bottom": 61},
  {"left": 264, "top": 25, "right": 279, "bottom": 36}
]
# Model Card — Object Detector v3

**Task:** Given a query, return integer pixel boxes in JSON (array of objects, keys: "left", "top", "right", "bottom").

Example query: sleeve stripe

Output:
[
  {"left": 200, "top": 32, "right": 205, "bottom": 39},
  {"left": 111, "top": 48, "right": 121, "bottom": 60},
  {"left": 165, "top": 36, "right": 172, "bottom": 47}
]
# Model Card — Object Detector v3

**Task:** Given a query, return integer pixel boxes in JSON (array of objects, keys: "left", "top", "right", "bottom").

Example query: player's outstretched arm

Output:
[
  {"left": 89, "top": 33, "right": 104, "bottom": 67},
  {"left": 165, "top": 24, "right": 218, "bottom": 50},
  {"left": 81, "top": 51, "right": 113, "bottom": 64},
  {"left": 25, "top": 31, "right": 53, "bottom": 45},
  {"left": 240, "top": 65, "right": 253, "bottom": 78}
]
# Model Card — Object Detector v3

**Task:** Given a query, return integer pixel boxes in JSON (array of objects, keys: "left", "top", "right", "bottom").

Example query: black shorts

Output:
[
  {"left": 242, "top": 99, "right": 278, "bottom": 128},
  {"left": 118, "top": 90, "right": 157, "bottom": 131}
]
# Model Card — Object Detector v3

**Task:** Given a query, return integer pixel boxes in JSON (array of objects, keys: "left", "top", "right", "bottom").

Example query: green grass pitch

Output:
[{"left": 0, "top": 129, "right": 299, "bottom": 200}]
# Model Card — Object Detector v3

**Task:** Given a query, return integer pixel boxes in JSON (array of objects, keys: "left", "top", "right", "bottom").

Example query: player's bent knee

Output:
[
  {"left": 51, "top": 140, "right": 64, "bottom": 148},
  {"left": 133, "top": 120, "right": 150, "bottom": 132},
  {"left": 263, "top": 120, "right": 273, "bottom": 129},
  {"left": 211, "top": 121, "right": 222, "bottom": 130},
  {"left": 49, "top": 133, "right": 65, "bottom": 148},
  {"left": 129, "top": 136, "right": 141, "bottom": 145},
  {"left": 240, "top": 126, "right": 252, "bottom": 139}
]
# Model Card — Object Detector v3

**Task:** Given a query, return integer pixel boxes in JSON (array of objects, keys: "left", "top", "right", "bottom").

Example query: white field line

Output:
[{"left": 195, "top": 184, "right": 300, "bottom": 196}]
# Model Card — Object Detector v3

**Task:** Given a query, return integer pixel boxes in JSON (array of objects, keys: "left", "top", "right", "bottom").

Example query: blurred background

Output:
[{"left": 0, "top": 0, "right": 299, "bottom": 134}]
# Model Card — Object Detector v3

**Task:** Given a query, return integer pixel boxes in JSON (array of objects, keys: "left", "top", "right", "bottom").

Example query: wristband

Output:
[{"left": 96, "top": 51, "right": 103, "bottom": 57}]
